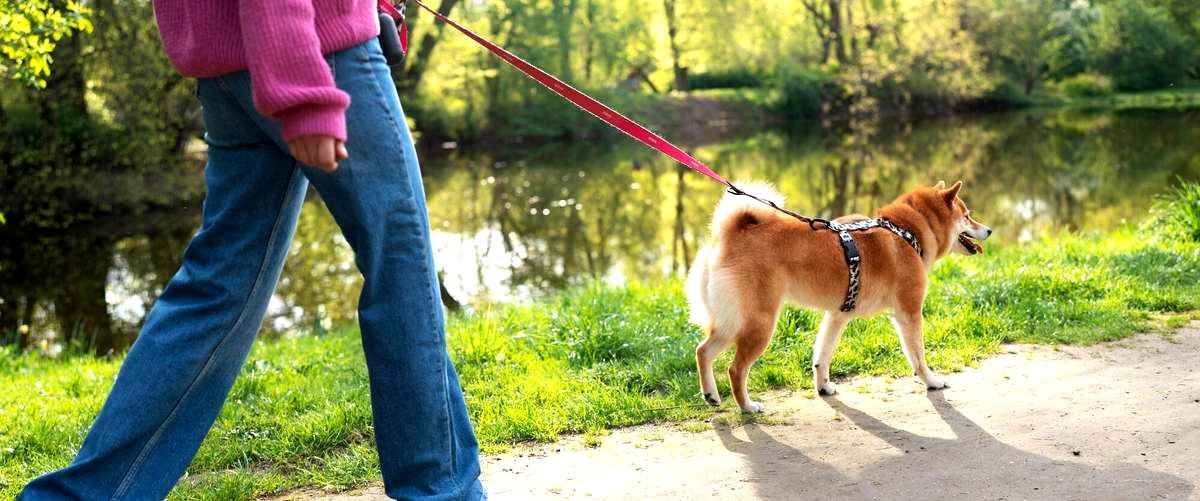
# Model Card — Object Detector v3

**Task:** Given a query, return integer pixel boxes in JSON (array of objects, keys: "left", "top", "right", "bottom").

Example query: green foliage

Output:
[
  {"left": 0, "top": 105, "right": 129, "bottom": 228},
  {"left": 1148, "top": 181, "right": 1200, "bottom": 242},
  {"left": 775, "top": 69, "right": 830, "bottom": 120},
  {"left": 0, "top": 0, "right": 91, "bottom": 88},
  {"left": 687, "top": 69, "right": 764, "bottom": 90},
  {"left": 1057, "top": 72, "right": 1115, "bottom": 98},
  {"left": 971, "top": 0, "right": 1059, "bottom": 95},
  {"left": 1092, "top": 0, "right": 1198, "bottom": 91},
  {"left": 0, "top": 0, "right": 201, "bottom": 230},
  {"left": 4, "top": 226, "right": 1200, "bottom": 498},
  {"left": 1044, "top": 2, "right": 1102, "bottom": 80}
]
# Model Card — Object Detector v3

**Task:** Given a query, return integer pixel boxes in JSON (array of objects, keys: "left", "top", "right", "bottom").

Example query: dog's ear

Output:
[
  {"left": 940, "top": 180, "right": 963, "bottom": 205},
  {"left": 933, "top": 180, "right": 946, "bottom": 189}
]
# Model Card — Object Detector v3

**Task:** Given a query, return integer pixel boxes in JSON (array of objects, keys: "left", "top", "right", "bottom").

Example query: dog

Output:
[{"left": 686, "top": 181, "right": 991, "bottom": 412}]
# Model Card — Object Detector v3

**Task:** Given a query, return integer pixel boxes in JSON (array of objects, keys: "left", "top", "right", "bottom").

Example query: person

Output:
[{"left": 18, "top": 0, "right": 485, "bottom": 499}]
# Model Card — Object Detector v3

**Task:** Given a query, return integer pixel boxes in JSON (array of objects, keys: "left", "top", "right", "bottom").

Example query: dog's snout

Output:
[{"left": 978, "top": 226, "right": 993, "bottom": 240}]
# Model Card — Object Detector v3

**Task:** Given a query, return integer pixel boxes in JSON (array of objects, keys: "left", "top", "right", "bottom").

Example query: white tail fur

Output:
[
  {"left": 685, "top": 246, "right": 712, "bottom": 327},
  {"left": 710, "top": 181, "right": 786, "bottom": 238},
  {"left": 687, "top": 181, "right": 783, "bottom": 328}
]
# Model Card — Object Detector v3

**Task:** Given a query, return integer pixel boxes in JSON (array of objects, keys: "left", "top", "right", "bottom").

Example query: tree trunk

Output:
[
  {"left": 663, "top": 0, "right": 688, "bottom": 91},
  {"left": 671, "top": 168, "right": 691, "bottom": 273},
  {"left": 551, "top": 0, "right": 578, "bottom": 81},
  {"left": 846, "top": 0, "right": 859, "bottom": 61},
  {"left": 38, "top": 27, "right": 87, "bottom": 121},
  {"left": 828, "top": 0, "right": 847, "bottom": 65},
  {"left": 18, "top": 299, "right": 34, "bottom": 351},
  {"left": 396, "top": 0, "right": 462, "bottom": 99},
  {"left": 583, "top": 0, "right": 595, "bottom": 81}
]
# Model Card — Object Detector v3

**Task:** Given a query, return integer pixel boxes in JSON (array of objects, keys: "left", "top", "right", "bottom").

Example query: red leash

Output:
[
  {"left": 386, "top": 0, "right": 826, "bottom": 226},
  {"left": 399, "top": 0, "right": 728, "bottom": 185},
  {"left": 377, "top": 0, "right": 409, "bottom": 53}
]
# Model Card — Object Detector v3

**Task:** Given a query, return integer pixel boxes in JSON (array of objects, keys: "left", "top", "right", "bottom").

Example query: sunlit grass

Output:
[
  {"left": 3, "top": 226, "right": 1199, "bottom": 499},
  {"left": 1148, "top": 181, "right": 1200, "bottom": 243},
  {"left": 1061, "top": 86, "right": 1200, "bottom": 110}
]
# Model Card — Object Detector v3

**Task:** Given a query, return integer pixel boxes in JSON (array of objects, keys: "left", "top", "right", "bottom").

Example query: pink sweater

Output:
[{"left": 153, "top": 0, "right": 380, "bottom": 141}]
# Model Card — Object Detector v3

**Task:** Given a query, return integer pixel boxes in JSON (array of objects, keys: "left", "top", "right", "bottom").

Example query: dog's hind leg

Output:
[
  {"left": 892, "top": 309, "right": 947, "bottom": 390},
  {"left": 696, "top": 326, "right": 732, "bottom": 406},
  {"left": 728, "top": 317, "right": 777, "bottom": 413},
  {"left": 812, "top": 312, "right": 852, "bottom": 396}
]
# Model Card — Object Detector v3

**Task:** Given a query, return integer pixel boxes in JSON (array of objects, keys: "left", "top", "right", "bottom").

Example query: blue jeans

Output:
[{"left": 20, "top": 39, "right": 484, "bottom": 501}]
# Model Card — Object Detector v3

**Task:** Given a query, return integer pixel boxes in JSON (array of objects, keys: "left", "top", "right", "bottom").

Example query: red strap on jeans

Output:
[
  {"left": 407, "top": 0, "right": 731, "bottom": 186},
  {"left": 378, "top": 0, "right": 408, "bottom": 53}
]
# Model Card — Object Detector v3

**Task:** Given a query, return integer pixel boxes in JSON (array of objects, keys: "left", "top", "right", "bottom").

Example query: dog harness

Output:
[{"left": 830, "top": 219, "right": 923, "bottom": 312}]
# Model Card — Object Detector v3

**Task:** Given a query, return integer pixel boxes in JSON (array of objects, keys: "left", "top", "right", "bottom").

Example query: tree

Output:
[
  {"left": 0, "top": 0, "right": 91, "bottom": 88},
  {"left": 1092, "top": 0, "right": 1197, "bottom": 91},
  {"left": 976, "top": 0, "right": 1059, "bottom": 95},
  {"left": 662, "top": 0, "right": 687, "bottom": 90},
  {"left": 395, "top": 0, "right": 461, "bottom": 99}
]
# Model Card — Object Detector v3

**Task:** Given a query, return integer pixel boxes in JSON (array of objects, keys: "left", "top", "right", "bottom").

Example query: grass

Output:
[
  {"left": 3, "top": 189, "right": 1200, "bottom": 498},
  {"left": 1058, "top": 86, "right": 1200, "bottom": 110}
]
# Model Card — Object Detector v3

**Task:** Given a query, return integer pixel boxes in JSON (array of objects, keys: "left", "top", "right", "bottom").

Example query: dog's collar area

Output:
[{"left": 832, "top": 218, "right": 922, "bottom": 312}]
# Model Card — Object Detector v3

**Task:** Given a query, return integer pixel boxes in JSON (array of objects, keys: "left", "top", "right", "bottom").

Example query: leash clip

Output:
[{"left": 378, "top": 0, "right": 408, "bottom": 66}]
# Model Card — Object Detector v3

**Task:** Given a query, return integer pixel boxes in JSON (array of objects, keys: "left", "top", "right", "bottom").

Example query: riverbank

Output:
[
  {"left": 3, "top": 220, "right": 1199, "bottom": 498},
  {"left": 413, "top": 84, "right": 1200, "bottom": 147}
]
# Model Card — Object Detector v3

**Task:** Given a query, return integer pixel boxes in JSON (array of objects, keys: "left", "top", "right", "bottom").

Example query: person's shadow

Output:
[{"left": 716, "top": 393, "right": 1193, "bottom": 500}]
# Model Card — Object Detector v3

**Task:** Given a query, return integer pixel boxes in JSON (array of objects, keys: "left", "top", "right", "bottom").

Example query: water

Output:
[{"left": 2, "top": 108, "right": 1198, "bottom": 349}]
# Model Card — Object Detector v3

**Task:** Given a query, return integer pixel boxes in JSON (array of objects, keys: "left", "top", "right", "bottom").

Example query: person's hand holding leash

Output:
[{"left": 288, "top": 135, "right": 349, "bottom": 173}]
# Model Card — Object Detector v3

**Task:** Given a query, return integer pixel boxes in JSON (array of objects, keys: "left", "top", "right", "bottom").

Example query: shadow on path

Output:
[{"left": 714, "top": 392, "right": 1193, "bottom": 500}]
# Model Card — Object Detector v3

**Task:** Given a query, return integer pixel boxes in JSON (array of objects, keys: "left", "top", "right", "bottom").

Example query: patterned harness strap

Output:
[{"left": 831, "top": 218, "right": 923, "bottom": 312}]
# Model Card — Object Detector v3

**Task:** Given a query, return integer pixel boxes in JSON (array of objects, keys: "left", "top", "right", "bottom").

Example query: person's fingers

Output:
[
  {"left": 317, "top": 138, "right": 336, "bottom": 172},
  {"left": 290, "top": 139, "right": 312, "bottom": 167},
  {"left": 288, "top": 141, "right": 305, "bottom": 165},
  {"left": 303, "top": 139, "right": 319, "bottom": 168},
  {"left": 335, "top": 140, "right": 349, "bottom": 161}
]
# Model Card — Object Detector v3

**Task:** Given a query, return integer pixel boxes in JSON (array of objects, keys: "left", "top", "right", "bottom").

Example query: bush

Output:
[
  {"left": 687, "top": 69, "right": 764, "bottom": 90},
  {"left": 775, "top": 69, "right": 832, "bottom": 120},
  {"left": 1056, "top": 73, "right": 1114, "bottom": 98},
  {"left": 1148, "top": 181, "right": 1200, "bottom": 243},
  {"left": 976, "top": 80, "right": 1034, "bottom": 108},
  {"left": 1092, "top": 0, "right": 1197, "bottom": 91}
]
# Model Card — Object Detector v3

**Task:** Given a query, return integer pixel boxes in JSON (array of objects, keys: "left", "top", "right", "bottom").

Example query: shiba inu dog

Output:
[{"left": 686, "top": 181, "right": 991, "bottom": 412}]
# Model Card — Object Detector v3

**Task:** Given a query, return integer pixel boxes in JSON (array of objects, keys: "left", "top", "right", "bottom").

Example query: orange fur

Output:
[{"left": 687, "top": 181, "right": 991, "bottom": 412}]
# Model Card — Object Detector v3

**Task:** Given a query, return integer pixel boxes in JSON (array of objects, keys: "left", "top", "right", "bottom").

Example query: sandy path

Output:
[{"left": 289, "top": 323, "right": 1200, "bottom": 500}]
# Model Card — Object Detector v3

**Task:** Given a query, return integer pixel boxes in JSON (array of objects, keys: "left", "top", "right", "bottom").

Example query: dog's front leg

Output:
[
  {"left": 812, "top": 312, "right": 852, "bottom": 396},
  {"left": 891, "top": 311, "right": 947, "bottom": 390}
]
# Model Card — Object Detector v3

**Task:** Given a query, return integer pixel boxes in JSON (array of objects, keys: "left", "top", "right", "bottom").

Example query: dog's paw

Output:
[
  {"left": 924, "top": 374, "right": 948, "bottom": 391},
  {"left": 740, "top": 401, "right": 764, "bottom": 413},
  {"left": 703, "top": 392, "right": 722, "bottom": 406},
  {"left": 816, "top": 382, "right": 838, "bottom": 396}
]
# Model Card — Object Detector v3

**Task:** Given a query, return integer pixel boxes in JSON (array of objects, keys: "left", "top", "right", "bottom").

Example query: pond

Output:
[{"left": 2, "top": 107, "right": 1198, "bottom": 350}]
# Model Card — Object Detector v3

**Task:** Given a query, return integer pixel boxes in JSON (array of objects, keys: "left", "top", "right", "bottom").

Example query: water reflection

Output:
[
  {"left": 2, "top": 108, "right": 1197, "bottom": 351},
  {"left": 423, "top": 108, "right": 1200, "bottom": 302}
]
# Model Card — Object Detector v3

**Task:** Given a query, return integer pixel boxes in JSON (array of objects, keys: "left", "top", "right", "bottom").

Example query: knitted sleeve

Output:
[{"left": 238, "top": 0, "right": 350, "bottom": 141}]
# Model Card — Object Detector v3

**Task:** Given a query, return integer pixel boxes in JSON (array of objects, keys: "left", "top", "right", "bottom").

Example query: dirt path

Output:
[{"left": 292, "top": 323, "right": 1200, "bottom": 500}]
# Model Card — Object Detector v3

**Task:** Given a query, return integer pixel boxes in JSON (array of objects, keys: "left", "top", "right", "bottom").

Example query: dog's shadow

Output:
[
  {"left": 714, "top": 419, "right": 859, "bottom": 499},
  {"left": 715, "top": 393, "right": 1192, "bottom": 500}
]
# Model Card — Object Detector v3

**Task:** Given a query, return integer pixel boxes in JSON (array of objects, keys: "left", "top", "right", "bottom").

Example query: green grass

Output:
[
  {"left": 1148, "top": 181, "right": 1200, "bottom": 243},
  {"left": 3, "top": 224, "right": 1200, "bottom": 498},
  {"left": 1058, "top": 86, "right": 1200, "bottom": 110}
]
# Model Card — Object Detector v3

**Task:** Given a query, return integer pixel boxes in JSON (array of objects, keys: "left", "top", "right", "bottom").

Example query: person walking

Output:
[{"left": 19, "top": 0, "right": 485, "bottom": 499}]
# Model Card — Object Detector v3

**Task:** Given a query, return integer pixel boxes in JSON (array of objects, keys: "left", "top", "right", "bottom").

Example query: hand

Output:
[{"left": 287, "top": 135, "right": 349, "bottom": 173}]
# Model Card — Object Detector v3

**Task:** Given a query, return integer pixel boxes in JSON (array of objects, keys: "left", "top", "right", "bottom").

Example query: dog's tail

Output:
[
  {"left": 685, "top": 245, "right": 712, "bottom": 327},
  {"left": 711, "top": 181, "right": 786, "bottom": 238}
]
